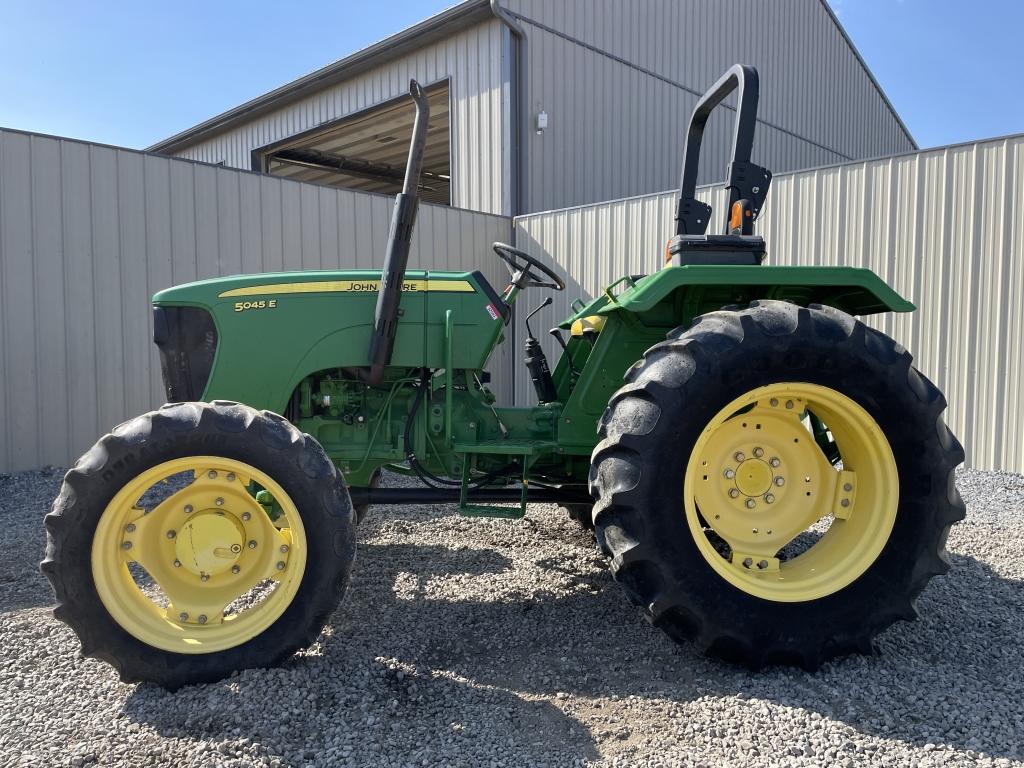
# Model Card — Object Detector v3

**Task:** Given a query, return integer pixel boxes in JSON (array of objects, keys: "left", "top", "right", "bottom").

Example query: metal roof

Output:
[{"left": 147, "top": 0, "right": 491, "bottom": 154}]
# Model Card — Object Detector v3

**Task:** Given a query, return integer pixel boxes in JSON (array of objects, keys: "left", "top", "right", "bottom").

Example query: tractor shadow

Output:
[
  {"left": 115, "top": 508, "right": 1022, "bottom": 764},
  {"left": 316, "top": 533, "right": 1024, "bottom": 762}
]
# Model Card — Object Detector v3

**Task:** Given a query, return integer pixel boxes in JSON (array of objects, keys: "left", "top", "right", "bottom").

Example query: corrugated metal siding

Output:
[
  {"left": 507, "top": 0, "right": 915, "bottom": 212},
  {"left": 171, "top": 20, "right": 509, "bottom": 215},
  {"left": 0, "top": 128, "right": 512, "bottom": 473},
  {"left": 513, "top": 134, "right": 1024, "bottom": 472}
]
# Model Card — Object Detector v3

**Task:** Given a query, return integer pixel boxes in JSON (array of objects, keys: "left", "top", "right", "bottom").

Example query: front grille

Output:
[{"left": 153, "top": 306, "right": 218, "bottom": 402}]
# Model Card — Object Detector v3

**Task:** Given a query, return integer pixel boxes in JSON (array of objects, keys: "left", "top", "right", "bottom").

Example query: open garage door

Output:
[{"left": 255, "top": 81, "right": 451, "bottom": 205}]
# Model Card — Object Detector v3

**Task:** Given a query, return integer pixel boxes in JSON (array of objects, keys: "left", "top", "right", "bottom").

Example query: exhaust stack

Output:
[{"left": 365, "top": 80, "right": 431, "bottom": 384}]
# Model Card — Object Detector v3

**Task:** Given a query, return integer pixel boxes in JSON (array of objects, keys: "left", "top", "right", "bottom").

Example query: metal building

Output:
[{"left": 149, "top": 0, "right": 914, "bottom": 216}]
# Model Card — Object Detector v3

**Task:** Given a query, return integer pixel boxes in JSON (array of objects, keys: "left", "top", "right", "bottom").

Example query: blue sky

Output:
[{"left": 0, "top": 0, "right": 1020, "bottom": 151}]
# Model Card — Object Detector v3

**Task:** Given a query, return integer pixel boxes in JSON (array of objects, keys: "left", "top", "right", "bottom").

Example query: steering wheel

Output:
[{"left": 493, "top": 242, "right": 565, "bottom": 291}]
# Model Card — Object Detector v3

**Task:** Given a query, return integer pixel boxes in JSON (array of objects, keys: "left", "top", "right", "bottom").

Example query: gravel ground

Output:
[{"left": 1, "top": 466, "right": 1022, "bottom": 768}]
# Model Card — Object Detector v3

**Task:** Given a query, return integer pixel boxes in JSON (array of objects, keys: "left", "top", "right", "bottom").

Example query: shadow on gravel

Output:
[
  {"left": 0, "top": 468, "right": 63, "bottom": 614},
  {"left": 108, "top": 522, "right": 1021, "bottom": 764}
]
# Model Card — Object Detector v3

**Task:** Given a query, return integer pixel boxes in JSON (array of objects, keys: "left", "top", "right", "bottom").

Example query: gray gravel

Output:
[{"left": 1, "top": 466, "right": 1022, "bottom": 768}]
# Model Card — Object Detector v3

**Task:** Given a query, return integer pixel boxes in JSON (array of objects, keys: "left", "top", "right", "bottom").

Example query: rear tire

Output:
[
  {"left": 41, "top": 400, "right": 356, "bottom": 689},
  {"left": 561, "top": 503, "right": 595, "bottom": 531},
  {"left": 589, "top": 301, "right": 965, "bottom": 669}
]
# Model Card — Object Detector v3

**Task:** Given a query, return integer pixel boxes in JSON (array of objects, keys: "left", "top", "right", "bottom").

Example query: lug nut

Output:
[
  {"left": 121, "top": 541, "right": 133, "bottom": 550},
  {"left": 745, "top": 499, "right": 756, "bottom": 509},
  {"left": 752, "top": 528, "right": 759, "bottom": 534},
  {"left": 785, "top": 400, "right": 794, "bottom": 409},
  {"left": 758, "top": 560, "right": 769, "bottom": 570},
  {"left": 728, "top": 488, "right": 740, "bottom": 498},
  {"left": 775, "top": 477, "right": 785, "bottom": 487},
  {"left": 840, "top": 498, "right": 851, "bottom": 508},
  {"left": 173, "top": 559, "right": 182, "bottom": 568},
  {"left": 276, "top": 561, "right": 286, "bottom": 571},
  {"left": 226, "top": 472, "right": 235, "bottom": 482},
  {"left": 764, "top": 493, "right": 775, "bottom": 504},
  {"left": 248, "top": 540, "right": 257, "bottom": 549},
  {"left": 201, "top": 574, "right": 210, "bottom": 583},
  {"left": 166, "top": 530, "right": 176, "bottom": 539},
  {"left": 125, "top": 523, "right": 136, "bottom": 533},
  {"left": 843, "top": 482, "right": 853, "bottom": 492},
  {"left": 208, "top": 470, "right": 218, "bottom": 479},
  {"left": 734, "top": 452, "right": 746, "bottom": 462},
  {"left": 279, "top": 544, "right": 289, "bottom": 554},
  {"left": 241, "top": 511, "right": 251, "bottom": 521},
  {"left": 197, "top": 615, "right": 207, "bottom": 624},
  {"left": 753, "top": 447, "right": 764, "bottom": 458},
  {"left": 231, "top": 565, "right": 241, "bottom": 574},
  {"left": 742, "top": 557, "right": 754, "bottom": 568},
  {"left": 179, "top": 612, "right": 189, "bottom": 622},
  {"left": 215, "top": 497, "right": 224, "bottom": 506},
  {"left": 724, "top": 469, "right": 736, "bottom": 479},
  {"left": 184, "top": 504, "right": 194, "bottom": 514},
  {"left": 769, "top": 457, "right": 781, "bottom": 468},
  {"left": 769, "top": 398, "right": 779, "bottom": 407}
]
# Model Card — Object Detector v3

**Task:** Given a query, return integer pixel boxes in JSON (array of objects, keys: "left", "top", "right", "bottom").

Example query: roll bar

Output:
[{"left": 674, "top": 64, "right": 772, "bottom": 236}]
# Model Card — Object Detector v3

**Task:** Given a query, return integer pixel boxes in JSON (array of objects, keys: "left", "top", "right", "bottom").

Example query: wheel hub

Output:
[
  {"left": 175, "top": 512, "right": 245, "bottom": 577},
  {"left": 734, "top": 458, "right": 774, "bottom": 497}
]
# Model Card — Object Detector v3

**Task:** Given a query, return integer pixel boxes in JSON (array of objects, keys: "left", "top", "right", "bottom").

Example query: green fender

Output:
[{"left": 559, "top": 265, "right": 914, "bottom": 328}]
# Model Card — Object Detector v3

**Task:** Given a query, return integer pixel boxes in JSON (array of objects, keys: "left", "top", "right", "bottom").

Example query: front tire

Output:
[
  {"left": 590, "top": 301, "right": 965, "bottom": 669},
  {"left": 41, "top": 401, "right": 356, "bottom": 688}
]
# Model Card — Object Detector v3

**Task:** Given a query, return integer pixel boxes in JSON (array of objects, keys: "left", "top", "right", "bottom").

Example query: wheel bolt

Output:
[
  {"left": 745, "top": 499, "right": 756, "bottom": 509},
  {"left": 226, "top": 473, "right": 235, "bottom": 482},
  {"left": 198, "top": 615, "right": 207, "bottom": 624},
  {"left": 241, "top": 512, "right": 251, "bottom": 521},
  {"left": 125, "top": 523, "right": 136, "bottom": 533},
  {"left": 734, "top": 452, "right": 745, "bottom": 462},
  {"left": 724, "top": 469, "right": 736, "bottom": 479},
  {"left": 166, "top": 530, "right": 176, "bottom": 539},
  {"left": 840, "top": 498, "right": 851, "bottom": 508},
  {"left": 279, "top": 544, "right": 289, "bottom": 554},
  {"left": 201, "top": 574, "right": 209, "bottom": 582},
  {"left": 728, "top": 488, "right": 740, "bottom": 498},
  {"left": 752, "top": 528, "right": 759, "bottom": 534},
  {"left": 764, "top": 493, "right": 775, "bottom": 504},
  {"left": 753, "top": 447, "right": 764, "bottom": 458},
  {"left": 769, "top": 398, "right": 779, "bottom": 407},
  {"left": 248, "top": 540, "right": 257, "bottom": 549},
  {"left": 742, "top": 557, "right": 753, "bottom": 568},
  {"left": 179, "top": 612, "right": 189, "bottom": 622},
  {"left": 843, "top": 482, "right": 853, "bottom": 492},
  {"left": 231, "top": 565, "right": 241, "bottom": 574},
  {"left": 276, "top": 561, "right": 286, "bottom": 571},
  {"left": 758, "top": 560, "right": 769, "bottom": 570},
  {"left": 769, "top": 457, "right": 781, "bottom": 468},
  {"left": 173, "top": 559, "right": 182, "bottom": 568},
  {"left": 184, "top": 504, "right": 194, "bottom": 514},
  {"left": 775, "top": 477, "right": 785, "bottom": 487},
  {"left": 121, "top": 541, "right": 132, "bottom": 550},
  {"left": 785, "top": 400, "right": 794, "bottom": 409},
  {"left": 215, "top": 497, "right": 224, "bottom": 506},
  {"left": 208, "top": 470, "right": 218, "bottom": 479}
]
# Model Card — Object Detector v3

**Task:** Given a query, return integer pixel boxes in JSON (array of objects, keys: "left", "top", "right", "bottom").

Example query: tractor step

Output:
[{"left": 457, "top": 504, "right": 526, "bottom": 519}]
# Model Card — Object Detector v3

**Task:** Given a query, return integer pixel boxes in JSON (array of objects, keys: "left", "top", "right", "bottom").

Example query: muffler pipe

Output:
[{"left": 365, "top": 80, "right": 430, "bottom": 385}]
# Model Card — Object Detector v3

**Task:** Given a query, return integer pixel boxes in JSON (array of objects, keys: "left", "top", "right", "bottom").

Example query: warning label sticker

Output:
[{"left": 485, "top": 304, "right": 500, "bottom": 321}]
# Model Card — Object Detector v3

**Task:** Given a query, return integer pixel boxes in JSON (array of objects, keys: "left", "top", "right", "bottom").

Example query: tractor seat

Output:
[{"left": 666, "top": 234, "right": 765, "bottom": 266}]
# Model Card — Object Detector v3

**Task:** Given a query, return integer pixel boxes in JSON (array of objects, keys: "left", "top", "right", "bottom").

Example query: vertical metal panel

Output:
[
  {"left": 506, "top": 0, "right": 914, "bottom": 213},
  {"left": 513, "top": 134, "right": 1024, "bottom": 472},
  {"left": 0, "top": 128, "right": 512, "bottom": 472},
  {"left": 170, "top": 21, "right": 509, "bottom": 216}
]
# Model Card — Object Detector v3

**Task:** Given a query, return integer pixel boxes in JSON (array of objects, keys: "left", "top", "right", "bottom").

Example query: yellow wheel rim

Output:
[
  {"left": 91, "top": 457, "right": 307, "bottom": 654},
  {"left": 684, "top": 383, "right": 898, "bottom": 602}
]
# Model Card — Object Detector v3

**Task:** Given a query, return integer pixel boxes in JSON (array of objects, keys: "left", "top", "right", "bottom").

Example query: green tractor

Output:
[{"left": 42, "top": 67, "right": 964, "bottom": 688}]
